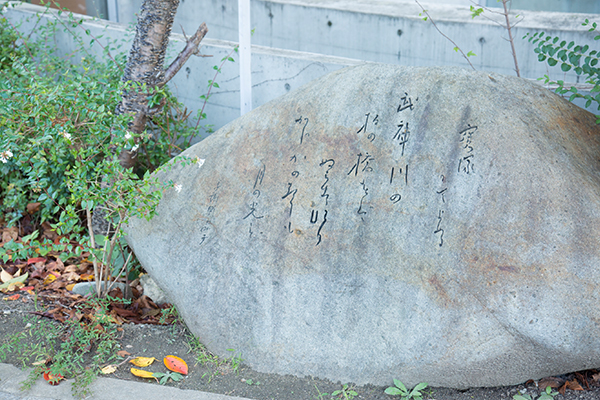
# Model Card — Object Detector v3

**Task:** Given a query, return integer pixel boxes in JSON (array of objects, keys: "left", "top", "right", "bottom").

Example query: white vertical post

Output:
[
  {"left": 106, "top": 0, "right": 118, "bottom": 22},
  {"left": 238, "top": 0, "right": 252, "bottom": 115}
]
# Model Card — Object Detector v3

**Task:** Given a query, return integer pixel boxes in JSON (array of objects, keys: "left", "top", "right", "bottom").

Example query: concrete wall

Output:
[
  {"left": 484, "top": 0, "right": 600, "bottom": 14},
  {"left": 116, "top": 0, "right": 599, "bottom": 80}
]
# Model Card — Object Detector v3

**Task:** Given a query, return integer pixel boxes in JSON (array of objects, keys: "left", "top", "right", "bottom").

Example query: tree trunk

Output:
[
  {"left": 116, "top": 0, "right": 179, "bottom": 169},
  {"left": 91, "top": 0, "right": 206, "bottom": 235}
]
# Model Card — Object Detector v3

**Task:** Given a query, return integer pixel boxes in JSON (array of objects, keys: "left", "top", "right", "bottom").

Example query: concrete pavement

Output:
[{"left": 0, "top": 363, "right": 251, "bottom": 400}]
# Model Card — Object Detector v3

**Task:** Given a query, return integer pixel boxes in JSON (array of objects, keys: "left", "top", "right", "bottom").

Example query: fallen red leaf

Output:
[
  {"left": 27, "top": 257, "right": 46, "bottom": 265},
  {"left": 4, "top": 294, "right": 20, "bottom": 301},
  {"left": 42, "top": 369, "right": 64, "bottom": 385},
  {"left": 164, "top": 355, "right": 188, "bottom": 375}
]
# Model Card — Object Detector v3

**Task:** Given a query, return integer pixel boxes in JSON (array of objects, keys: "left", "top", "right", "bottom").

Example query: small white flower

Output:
[
  {"left": 196, "top": 158, "right": 205, "bottom": 168},
  {"left": 124, "top": 132, "right": 132, "bottom": 140},
  {"left": 174, "top": 183, "right": 182, "bottom": 193},
  {"left": 59, "top": 131, "right": 72, "bottom": 140},
  {"left": 131, "top": 144, "right": 139, "bottom": 152},
  {"left": 0, "top": 149, "right": 13, "bottom": 163}
]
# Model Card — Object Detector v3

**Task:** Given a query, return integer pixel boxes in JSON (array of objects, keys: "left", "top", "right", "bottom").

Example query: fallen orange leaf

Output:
[
  {"left": 164, "top": 355, "right": 188, "bottom": 375},
  {"left": 130, "top": 367, "right": 158, "bottom": 382},
  {"left": 4, "top": 294, "right": 20, "bottom": 301},
  {"left": 27, "top": 257, "right": 46, "bottom": 265},
  {"left": 129, "top": 357, "right": 156, "bottom": 367},
  {"left": 43, "top": 274, "right": 58, "bottom": 285},
  {"left": 566, "top": 380, "right": 584, "bottom": 391},
  {"left": 79, "top": 274, "right": 95, "bottom": 281},
  {"left": 117, "top": 350, "right": 131, "bottom": 357}
]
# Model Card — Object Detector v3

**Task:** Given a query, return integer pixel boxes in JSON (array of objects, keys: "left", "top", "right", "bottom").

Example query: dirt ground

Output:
[{"left": 1, "top": 291, "right": 600, "bottom": 400}]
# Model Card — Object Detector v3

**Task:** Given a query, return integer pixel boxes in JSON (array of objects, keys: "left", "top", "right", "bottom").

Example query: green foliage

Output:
[
  {"left": 524, "top": 19, "right": 600, "bottom": 123},
  {"left": 513, "top": 386, "right": 558, "bottom": 400},
  {"left": 538, "top": 386, "right": 559, "bottom": 400},
  {"left": 0, "top": 6, "right": 205, "bottom": 225},
  {"left": 0, "top": 5, "right": 208, "bottom": 295},
  {"left": 470, "top": 5, "right": 484, "bottom": 18},
  {"left": 0, "top": 230, "right": 82, "bottom": 264},
  {"left": 0, "top": 297, "right": 124, "bottom": 399},
  {"left": 153, "top": 370, "right": 184, "bottom": 385},
  {"left": 0, "top": 15, "right": 30, "bottom": 70},
  {"left": 186, "top": 336, "right": 242, "bottom": 382},
  {"left": 385, "top": 379, "right": 428, "bottom": 400},
  {"left": 331, "top": 383, "right": 358, "bottom": 400}
]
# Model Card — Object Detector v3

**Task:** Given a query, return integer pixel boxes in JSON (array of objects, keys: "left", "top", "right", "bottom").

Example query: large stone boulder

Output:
[{"left": 124, "top": 64, "right": 600, "bottom": 388}]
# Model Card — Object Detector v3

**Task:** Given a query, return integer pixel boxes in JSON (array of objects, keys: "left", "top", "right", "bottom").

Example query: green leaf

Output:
[
  {"left": 394, "top": 379, "right": 407, "bottom": 392},
  {"left": 548, "top": 58, "right": 558, "bottom": 67},
  {"left": 561, "top": 63, "right": 571, "bottom": 72},
  {"left": 384, "top": 387, "right": 403, "bottom": 395},
  {"left": 0, "top": 272, "right": 28, "bottom": 290},
  {"left": 467, "top": 51, "right": 476, "bottom": 57}
]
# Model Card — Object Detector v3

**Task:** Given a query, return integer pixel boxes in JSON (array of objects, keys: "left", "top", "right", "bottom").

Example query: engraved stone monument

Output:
[{"left": 125, "top": 64, "right": 600, "bottom": 388}]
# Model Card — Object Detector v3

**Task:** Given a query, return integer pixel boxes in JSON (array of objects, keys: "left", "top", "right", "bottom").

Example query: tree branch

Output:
[
  {"left": 415, "top": 0, "right": 476, "bottom": 71},
  {"left": 501, "top": 0, "right": 520, "bottom": 77},
  {"left": 161, "top": 22, "right": 208, "bottom": 86}
]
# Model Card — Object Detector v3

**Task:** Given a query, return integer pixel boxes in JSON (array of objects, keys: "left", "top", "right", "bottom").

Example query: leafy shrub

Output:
[
  {"left": 525, "top": 19, "right": 600, "bottom": 123},
  {"left": 0, "top": 6, "right": 205, "bottom": 294},
  {"left": 0, "top": 8, "right": 201, "bottom": 230}
]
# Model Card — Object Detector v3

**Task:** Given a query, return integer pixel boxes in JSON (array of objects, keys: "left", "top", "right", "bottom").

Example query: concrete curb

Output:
[{"left": 0, "top": 363, "right": 252, "bottom": 400}]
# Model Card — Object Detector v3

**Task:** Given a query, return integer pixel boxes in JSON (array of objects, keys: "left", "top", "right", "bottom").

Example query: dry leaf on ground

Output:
[
  {"left": 164, "top": 355, "right": 188, "bottom": 375},
  {"left": 130, "top": 367, "right": 158, "bottom": 382},
  {"left": 101, "top": 365, "right": 118, "bottom": 374},
  {"left": 129, "top": 357, "right": 156, "bottom": 367}
]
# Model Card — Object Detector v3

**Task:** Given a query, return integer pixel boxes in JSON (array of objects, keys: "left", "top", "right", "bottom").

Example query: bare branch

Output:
[
  {"left": 415, "top": 0, "right": 476, "bottom": 71},
  {"left": 468, "top": 0, "right": 521, "bottom": 77},
  {"left": 162, "top": 22, "right": 208, "bottom": 86},
  {"left": 501, "top": 0, "right": 520, "bottom": 77},
  {"left": 85, "top": 206, "right": 102, "bottom": 297}
]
